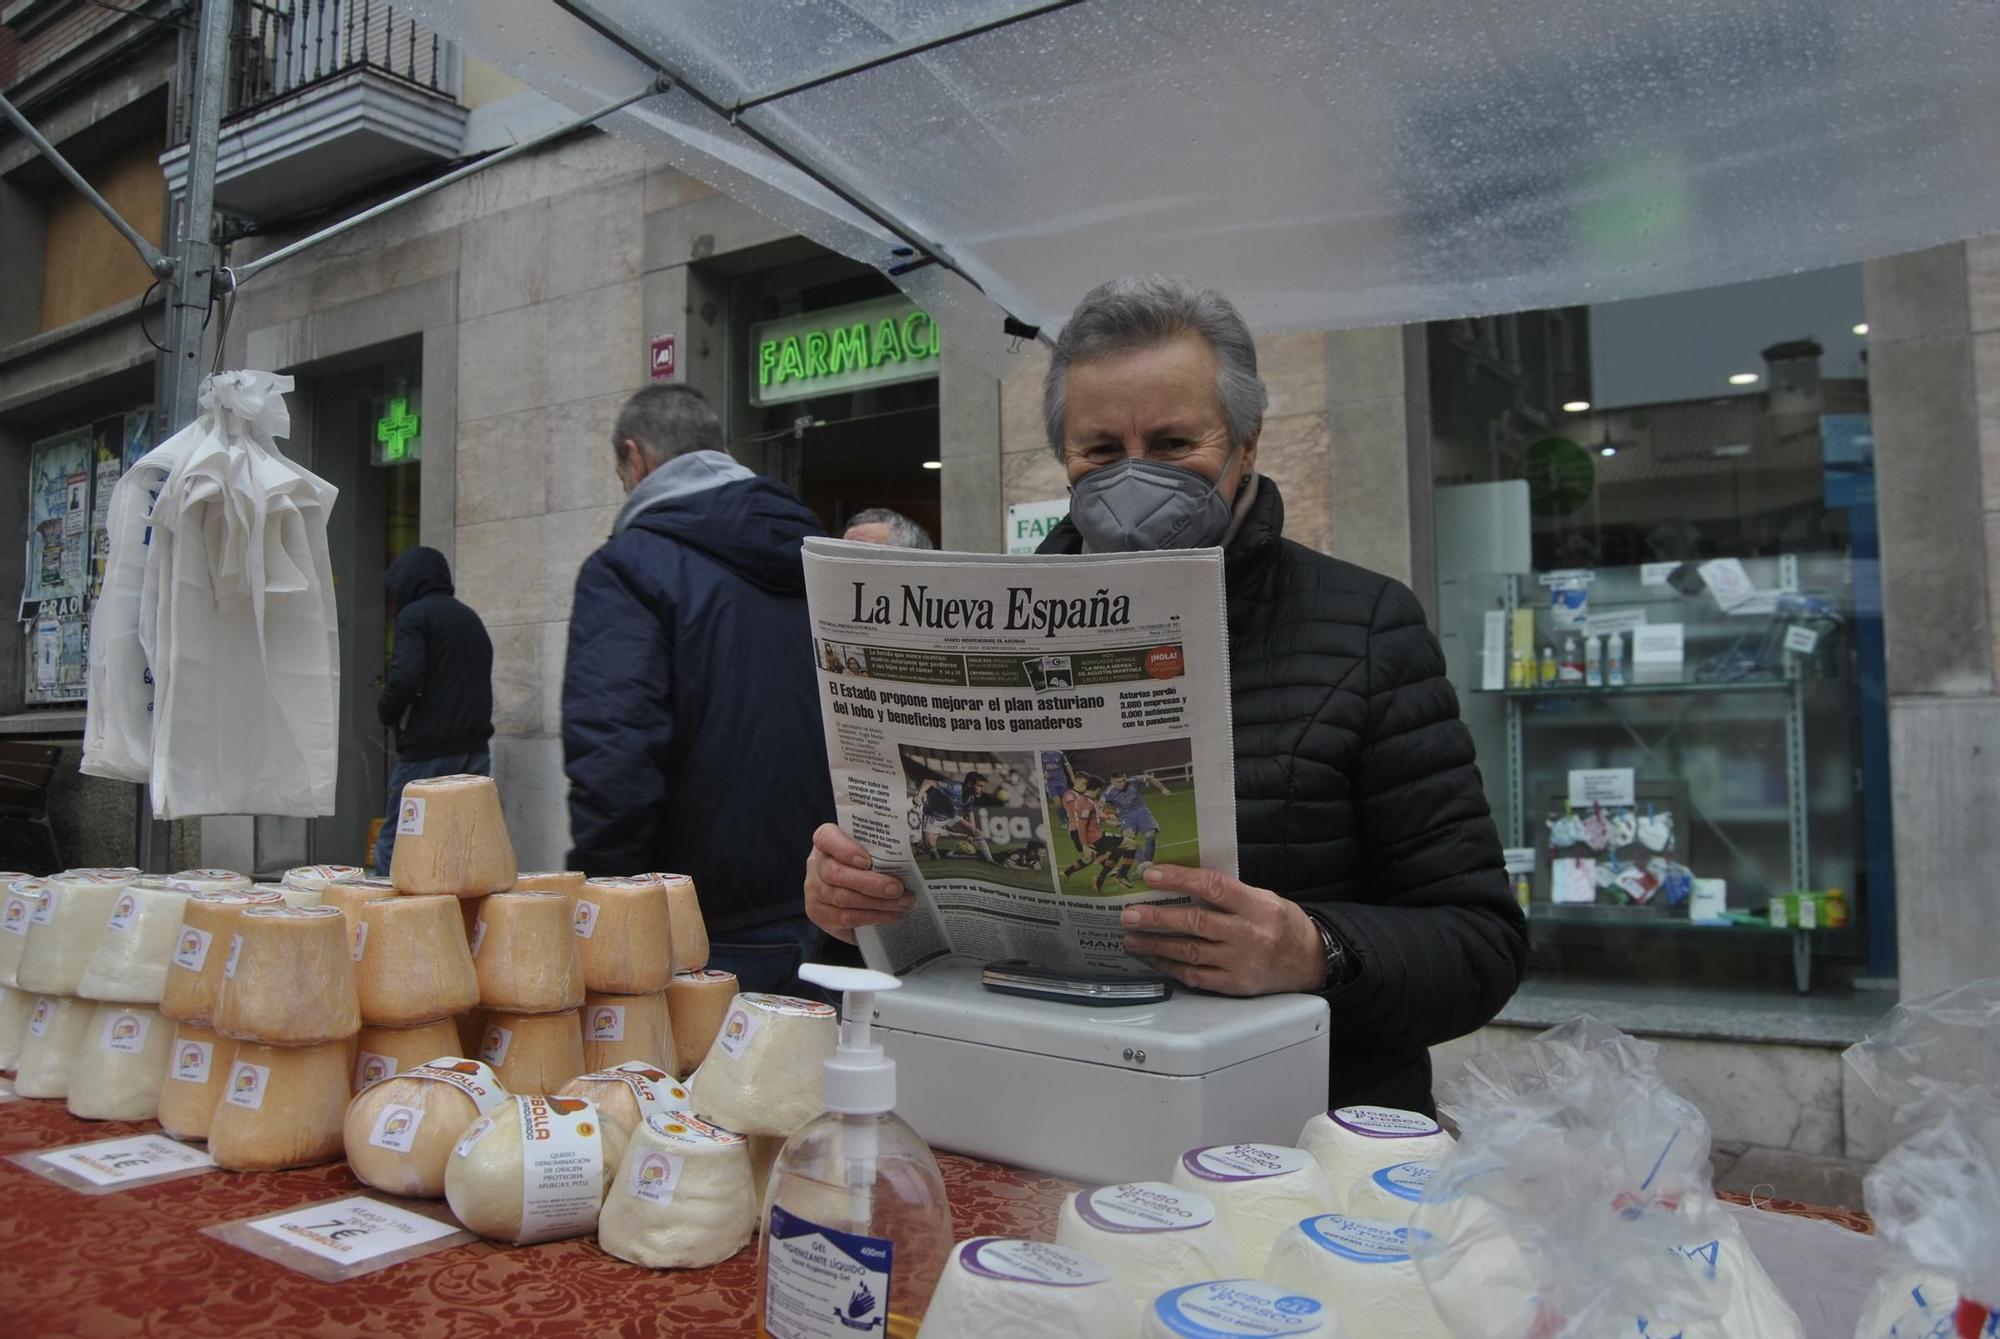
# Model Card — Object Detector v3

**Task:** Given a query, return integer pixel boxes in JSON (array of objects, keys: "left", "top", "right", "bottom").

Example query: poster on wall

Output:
[{"left": 20, "top": 428, "right": 90, "bottom": 622}]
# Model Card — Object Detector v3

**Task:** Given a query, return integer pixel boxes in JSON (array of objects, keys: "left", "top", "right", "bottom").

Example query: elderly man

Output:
[
  {"left": 803, "top": 275, "right": 1525, "bottom": 1114},
  {"left": 842, "top": 507, "right": 934, "bottom": 549}
]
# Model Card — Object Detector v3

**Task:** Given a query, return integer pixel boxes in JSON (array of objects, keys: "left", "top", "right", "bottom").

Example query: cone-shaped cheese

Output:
[
  {"left": 16, "top": 873, "right": 132, "bottom": 996},
  {"left": 0, "top": 984, "right": 36, "bottom": 1069},
  {"left": 917, "top": 1238, "right": 1139, "bottom": 1339},
  {"left": 515, "top": 870, "right": 585, "bottom": 898},
  {"left": 68, "top": 1002, "right": 174, "bottom": 1120},
  {"left": 645, "top": 874, "right": 709, "bottom": 973},
  {"left": 389, "top": 774, "right": 516, "bottom": 897},
  {"left": 160, "top": 890, "right": 283, "bottom": 1025},
  {"left": 0, "top": 881, "right": 49, "bottom": 988},
  {"left": 1170, "top": 1144, "right": 1341, "bottom": 1271},
  {"left": 581, "top": 990, "right": 675, "bottom": 1074},
  {"left": 208, "top": 1039, "right": 353, "bottom": 1170},
  {"left": 574, "top": 879, "right": 674, "bottom": 994},
  {"left": 168, "top": 869, "right": 251, "bottom": 894},
  {"left": 1297, "top": 1107, "right": 1454, "bottom": 1211},
  {"left": 1141, "top": 1280, "right": 1339, "bottom": 1339},
  {"left": 556, "top": 1062, "right": 692, "bottom": 1141},
  {"left": 214, "top": 906, "right": 361, "bottom": 1045},
  {"left": 478, "top": 1007, "right": 586, "bottom": 1095},
  {"left": 77, "top": 881, "right": 193, "bottom": 1004},
  {"left": 1348, "top": 1160, "right": 1440, "bottom": 1225},
  {"left": 353, "top": 1018, "right": 467, "bottom": 1093},
  {"left": 445, "top": 1094, "right": 629, "bottom": 1244},
  {"left": 666, "top": 969, "right": 737, "bottom": 1077},
  {"left": 473, "top": 892, "right": 584, "bottom": 1013},
  {"left": 691, "top": 993, "right": 836, "bottom": 1138},
  {"left": 1262, "top": 1214, "right": 1451, "bottom": 1339},
  {"left": 281, "top": 865, "right": 363, "bottom": 893},
  {"left": 597, "top": 1111, "right": 755, "bottom": 1268},
  {"left": 344, "top": 1058, "right": 510, "bottom": 1198},
  {"left": 14, "top": 995, "right": 94, "bottom": 1098},
  {"left": 353, "top": 894, "right": 479, "bottom": 1026},
  {"left": 158, "top": 1022, "right": 236, "bottom": 1141},
  {"left": 1058, "top": 1182, "right": 1244, "bottom": 1308},
  {"left": 263, "top": 881, "right": 324, "bottom": 910}
]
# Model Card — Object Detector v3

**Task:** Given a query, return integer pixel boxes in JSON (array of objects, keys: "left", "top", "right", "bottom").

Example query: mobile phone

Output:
[{"left": 980, "top": 959, "right": 1172, "bottom": 1007}]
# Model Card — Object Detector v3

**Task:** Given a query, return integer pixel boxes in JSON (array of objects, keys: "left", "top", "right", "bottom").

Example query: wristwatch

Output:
[{"left": 1305, "top": 910, "right": 1356, "bottom": 991}]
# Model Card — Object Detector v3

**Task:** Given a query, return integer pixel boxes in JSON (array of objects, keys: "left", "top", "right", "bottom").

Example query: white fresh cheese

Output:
[
  {"left": 0, "top": 880, "right": 48, "bottom": 988},
  {"left": 1262, "top": 1214, "right": 1451, "bottom": 1338},
  {"left": 1140, "top": 1279, "right": 1338, "bottom": 1339},
  {"left": 917, "top": 1237, "right": 1138, "bottom": 1339},
  {"left": 0, "top": 983, "right": 35, "bottom": 1070},
  {"left": 67, "top": 1002, "right": 175, "bottom": 1121},
  {"left": 1057, "top": 1181, "right": 1244, "bottom": 1308},
  {"left": 13, "top": 994, "right": 98, "bottom": 1098},
  {"left": 76, "top": 881, "right": 193, "bottom": 1004},
  {"left": 1296, "top": 1107, "right": 1455, "bottom": 1212},
  {"left": 596, "top": 1111, "right": 755, "bottom": 1269},
  {"left": 16, "top": 876, "right": 129, "bottom": 996},
  {"left": 444, "top": 1094, "right": 628, "bottom": 1245},
  {"left": 1856, "top": 1270, "right": 1999, "bottom": 1339},
  {"left": 1347, "top": 1160, "right": 1440, "bottom": 1225},
  {"left": 1169, "top": 1144, "right": 1340, "bottom": 1271},
  {"left": 690, "top": 993, "right": 837, "bottom": 1138}
]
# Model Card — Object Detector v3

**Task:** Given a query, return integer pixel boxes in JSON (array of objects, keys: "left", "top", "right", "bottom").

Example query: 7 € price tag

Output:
[{"left": 211, "top": 1195, "right": 473, "bottom": 1282}]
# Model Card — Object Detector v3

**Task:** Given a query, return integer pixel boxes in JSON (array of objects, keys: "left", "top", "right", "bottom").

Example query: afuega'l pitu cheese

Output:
[
  {"left": 344, "top": 1058, "right": 510, "bottom": 1198},
  {"left": 916, "top": 1237, "right": 1138, "bottom": 1339},
  {"left": 0, "top": 984, "right": 36, "bottom": 1070},
  {"left": 596, "top": 1111, "right": 754, "bottom": 1268},
  {"left": 15, "top": 869, "right": 139, "bottom": 996},
  {"left": 1141, "top": 1280, "right": 1338, "bottom": 1339},
  {"left": 1170, "top": 1145, "right": 1340, "bottom": 1271},
  {"left": 281, "top": 865, "right": 363, "bottom": 893},
  {"left": 1348, "top": 1160, "right": 1440, "bottom": 1225},
  {"left": 445, "top": 1094, "right": 629, "bottom": 1245},
  {"left": 158, "top": 1021, "right": 236, "bottom": 1141},
  {"left": 556, "top": 1062, "right": 692, "bottom": 1140},
  {"left": 353, "top": 894, "right": 479, "bottom": 1026},
  {"left": 644, "top": 874, "right": 709, "bottom": 973},
  {"left": 76, "top": 880, "right": 192, "bottom": 1004},
  {"left": 0, "top": 880, "right": 48, "bottom": 988},
  {"left": 1297, "top": 1107, "right": 1455, "bottom": 1211},
  {"left": 472, "top": 892, "right": 584, "bottom": 1013},
  {"left": 322, "top": 877, "right": 398, "bottom": 925},
  {"left": 1261, "top": 1214, "right": 1451, "bottom": 1338},
  {"left": 1057, "top": 1181, "right": 1245, "bottom": 1307},
  {"left": 352, "top": 1018, "right": 467, "bottom": 1093},
  {"left": 691, "top": 993, "right": 837, "bottom": 1138},
  {"left": 13, "top": 994, "right": 97, "bottom": 1098},
  {"left": 159, "top": 890, "right": 283, "bottom": 1025},
  {"left": 389, "top": 773, "right": 517, "bottom": 897},
  {"left": 572, "top": 879, "right": 673, "bottom": 994},
  {"left": 581, "top": 990, "right": 675, "bottom": 1074},
  {"left": 213, "top": 906, "right": 361, "bottom": 1045},
  {"left": 261, "top": 881, "right": 324, "bottom": 910},
  {"left": 666, "top": 969, "right": 737, "bottom": 1077},
  {"left": 68, "top": 1002, "right": 175, "bottom": 1121},
  {"left": 167, "top": 868, "right": 251, "bottom": 894},
  {"left": 514, "top": 871, "right": 585, "bottom": 899},
  {"left": 477, "top": 1008, "right": 586, "bottom": 1095},
  {"left": 207, "top": 1039, "right": 353, "bottom": 1170}
]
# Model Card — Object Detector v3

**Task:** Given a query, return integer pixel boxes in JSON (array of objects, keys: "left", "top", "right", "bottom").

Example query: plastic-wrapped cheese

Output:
[
  {"left": 281, "top": 865, "right": 363, "bottom": 893},
  {"left": 597, "top": 1111, "right": 755, "bottom": 1268},
  {"left": 168, "top": 868, "right": 252, "bottom": 894},
  {"left": 581, "top": 990, "right": 676, "bottom": 1073},
  {"left": 0, "top": 984, "right": 35, "bottom": 1070},
  {"left": 1348, "top": 1160, "right": 1440, "bottom": 1225},
  {"left": 76, "top": 880, "right": 192, "bottom": 1004},
  {"left": 159, "top": 890, "right": 283, "bottom": 1025},
  {"left": 0, "top": 881, "right": 48, "bottom": 988},
  {"left": 473, "top": 892, "right": 584, "bottom": 1012},
  {"left": 556, "top": 1062, "right": 693, "bottom": 1140},
  {"left": 666, "top": 969, "right": 738, "bottom": 1076},
  {"left": 1142, "top": 1280, "right": 1338, "bottom": 1339},
  {"left": 1855, "top": 1270, "right": 1998, "bottom": 1339},
  {"left": 1297, "top": 1107, "right": 1454, "bottom": 1210},
  {"left": 691, "top": 993, "right": 837, "bottom": 1137},
  {"left": 14, "top": 995, "right": 96, "bottom": 1098},
  {"left": 353, "top": 1018, "right": 467, "bottom": 1093},
  {"left": 214, "top": 906, "right": 361, "bottom": 1045},
  {"left": 16, "top": 872, "right": 134, "bottom": 996},
  {"left": 916, "top": 1237, "right": 1138, "bottom": 1339},
  {"left": 68, "top": 1002, "right": 174, "bottom": 1120},
  {"left": 1058, "top": 1182, "right": 1245, "bottom": 1307},
  {"left": 353, "top": 894, "right": 479, "bottom": 1026},
  {"left": 1171, "top": 1144, "right": 1340, "bottom": 1271},
  {"left": 208, "top": 1039, "right": 353, "bottom": 1170},
  {"left": 158, "top": 1022, "right": 236, "bottom": 1141},
  {"left": 445, "top": 1093, "right": 629, "bottom": 1244},
  {"left": 573, "top": 879, "right": 674, "bottom": 994},
  {"left": 389, "top": 773, "right": 517, "bottom": 897},
  {"left": 646, "top": 874, "right": 709, "bottom": 973},
  {"left": 1262, "top": 1214, "right": 1451, "bottom": 1338},
  {"left": 478, "top": 1008, "right": 586, "bottom": 1095},
  {"left": 344, "top": 1058, "right": 510, "bottom": 1197}
]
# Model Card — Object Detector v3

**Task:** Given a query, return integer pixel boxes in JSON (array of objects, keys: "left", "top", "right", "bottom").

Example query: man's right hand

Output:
[{"left": 804, "top": 823, "right": 915, "bottom": 944}]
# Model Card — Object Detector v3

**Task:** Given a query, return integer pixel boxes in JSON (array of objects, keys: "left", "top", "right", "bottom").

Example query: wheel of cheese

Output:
[
  {"left": 344, "top": 1058, "right": 510, "bottom": 1198},
  {"left": 473, "top": 892, "right": 584, "bottom": 1012},
  {"left": 207, "top": 1039, "right": 354, "bottom": 1171},
  {"left": 0, "top": 983, "right": 39, "bottom": 1070},
  {"left": 1057, "top": 1182, "right": 1244, "bottom": 1307},
  {"left": 67, "top": 1002, "right": 174, "bottom": 1121},
  {"left": 281, "top": 865, "right": 364, "bottom": 893},
  {"left": 665, "top": 969, "right": 738, "bottom": 1077},
  {"left": 597, "top": 1111, "right": 754, "bottom": 1268},
  {"left": 1347, "top": 1160, "right": 1440, "bottom": 1225},
  {"left": 917, "top": 1237, "right": 1139, "bottom": 1339},
  {"left": 690, "top": 993, "right": 837, "bottom": 1138},
  {"left": 168, "top": 869, "right": 251, "bottom": 894},
  {"left": 353, "top": 1018, "right": 468, "bottom": 1093},
  {"left": 16, "top": 873, "right": 133, "bottom": 996},
  {"left": 573, "top": 879, "right": 674, "bottom": 994},
  {"left": 158, "top": 1022, "right": 237, "bottom": 1141},
  {"left": 643, "top": 874, "right": 709, "bottom": 973},
  {"left": 1296, "top": 1107, "right": 1454, "bottom": 1210},
  {"left": 213, "top": 906, "right": 362, "bottom": 1045},
  {"left": 0, "top": 881, "right": 49, "bottom": 988},
  {"left": 13, "top": 995, "right": 95, "bottom": 1098},
  {"left": 515, "top": 870, "right": 585, "bottom": 899},
  {"left": 353, "top": 894, "right": 479, "bottom": 1026},
  {"left": 388, "top": 774, "right": 517, "bottom": 897},
  {"left": 445, "top": 1094, "right": 629, "bottom": 1244},
  {"left": 1170, "top": 1144, "right": 1341, "bottom": 1272},
  {"left": 76, "top": 880, "right": 193, "bottom": 1004},
  {"left": 263, "top": 881, "right": 325, "bottom": 910},
  {"left": 581, "top": 990, "right": 675, "bottom": 1074},
  {"left": 478, "top": 1007, "right": 586, "bottom": 1095},
  {"left": 159, "top": 890, "right": 282, "bottom": 1025},
  {"left": 1261, "top": 1214, "right": 1451, "bottom": 1339},
  {"left": 1141, "top": 1280, "right": 1338, "bottom": 1339},
  {"left": 556, "top": 1062, "right": 692, "bottom": 1141}
]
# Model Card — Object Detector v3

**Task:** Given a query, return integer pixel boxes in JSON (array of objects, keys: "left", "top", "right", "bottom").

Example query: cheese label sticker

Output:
[
  {"left": 354, "top": 1051, "right": 398, "bottom": 1090},
  {"left": 585, "top": 1064, "right": 690, "bottom": 1121},
  {"left": 405, "top": 1060, "right": 508, "bottom": 1116},
  {"left": 100, "top": 1010, "right": 151, "bottom": 1055},
  {"left": 396, "top": 796, "right": 426, "bottom": 836},
  {"left": 222, "top": 934, "right": 244, "bottom": 979},
  {"left": 225, "top": 1061, "right": 271, "bottom": 1110},
  {"left": 515, "top": 1097, "right": 605, "bottom": 1244},
  {"left": 242, "top": 1195, "right": 460, "bottom": 1267},
  {"left": 368, "top": 1104, "right": 426, "bottom": 1153},
  {"left": 675, "top": 969, "right": 737, "bottom": 984},
  {"left": 740, "top": 993, "right": 835, "bottom": 1018},
  {"left": 641, "top": 1112, "right": 744, "bottom": 1147},
  {"left": 959, "top": 1237, "right": 1111, "bottom": 1287},
  {"left": 716, "top": 1005, "right": 761, "bottom": 1059},
  {"left": 480, "top": 1024, "right": 513, "bottom": 1067},
  {"left": 173, "top": 1039, "right": 214, "bottom": 1084},
  {"left": 37, "top": 1133, "right": 215, "bottom": 1188},
  {"left": 469, "top": 919, "right": 487, "bottom": 958},
  {"left": 31, "top": 891, "right": 55, "bottom": 925},
  {"left": 1370, "top": 1161, "right": 1436, "bottom": 1203},
  {"left": 351, "top": 921, "right": 369, "bottom": 962},
  {"left": 1181, "top": 1143, "right": 1315, "bottom": 1183},
  {"left": 626, "top": 1149, "right": 684, "bottom": 1206},
  {"left": 1076, "top": 1181, "right": 1216, "bottom": 1232},
  {"left": 455, "top": 1116, "right": 496, "bottom": 1159},
  {"left": 1299, "top": 1213, "right": 1414, "bottom": 1264},
  {"left": 106, "top": 892, "right": 140, "bottom": 933},
  {"left": 586, "top": 1005, "right": 625, "bottom": 1042},
  {"left": 1152, "top": 1281, "right": 1327, "bottom": 1337},
  {"left": 1331, "top": 1105, "right": 1444, "bottom": 1139},
  {"left": 2, "top": 895, "right": 33, "bottom": 935},
  {"left": 26, "top": 996, "right": 54, "bottom": 1038},
  {"left": 172, "top": 926, "right": 213, "bottom": 971},
  {"left": 572, "top": 900, "right": 600, "bottom": 940}
]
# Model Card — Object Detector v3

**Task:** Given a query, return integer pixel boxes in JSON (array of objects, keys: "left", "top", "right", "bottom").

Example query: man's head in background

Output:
[
  {"left": 842, "top": 507, "right": 935, "bottom": 549},
  {"left": 612, "top": 384, "right": 725, "bottom": 493}
]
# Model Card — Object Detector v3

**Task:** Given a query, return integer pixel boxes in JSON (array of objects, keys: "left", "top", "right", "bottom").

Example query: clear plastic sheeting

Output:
[{"left": 411, "top": 1, "right": 2000, "bottom": 334}]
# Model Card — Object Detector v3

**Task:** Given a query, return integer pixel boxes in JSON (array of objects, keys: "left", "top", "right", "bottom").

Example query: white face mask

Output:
[{"left": 1068, "top": 446, "right": 1241, "bottom": 552}]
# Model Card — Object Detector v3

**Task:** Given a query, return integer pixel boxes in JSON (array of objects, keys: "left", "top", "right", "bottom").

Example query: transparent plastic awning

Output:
[{"left": 409, "top": 0, "right": 2000, "bottom": 346}]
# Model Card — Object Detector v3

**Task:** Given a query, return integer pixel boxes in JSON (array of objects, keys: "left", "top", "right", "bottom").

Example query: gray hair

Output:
[
  {"left": 846, "top": 507, "right": 935, "bottom": 550},
  {"left": 1043, "top": 275, "right": 1268, "bottom": 459},
  {"left": 615, "top": 384, "right": 725, "bottom": 463}
]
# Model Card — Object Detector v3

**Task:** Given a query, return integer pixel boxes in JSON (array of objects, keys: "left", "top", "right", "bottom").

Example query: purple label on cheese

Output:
[
  {"left": 958, "top": 1237, "right": 1110, "bottom": 1286},
  {"left": 1180, "top": 1143, "right": 1314, "bottom": 1183},
  {"left": 1330, "top": 1105, "right": 1443, "bottom": 1139},
  {"left": 1075, "top": 1181, "right": 1216, "bottom": 1233}
]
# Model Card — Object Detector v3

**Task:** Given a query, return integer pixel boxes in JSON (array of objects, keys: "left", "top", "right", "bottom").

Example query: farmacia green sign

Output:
[{"left": 750, "top": 295, "right": 939, "bottom": 406}]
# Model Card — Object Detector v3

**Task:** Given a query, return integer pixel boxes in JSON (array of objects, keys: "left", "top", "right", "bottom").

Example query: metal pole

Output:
[{"left": 0, "top": 93, "right": 174, "bottom": 278}]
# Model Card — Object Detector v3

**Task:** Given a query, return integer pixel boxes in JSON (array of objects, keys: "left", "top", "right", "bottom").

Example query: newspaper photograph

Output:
[{"left": 801, "top": 538, "right": 1238, "bottom": 975}]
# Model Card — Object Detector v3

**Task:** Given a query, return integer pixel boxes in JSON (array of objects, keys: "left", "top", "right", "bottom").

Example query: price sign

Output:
[
  {"left": 212, "top": 1195, "right": 472, "bottom": 1281},
  {"left": 20, "top": 1134, "right": 215, "bottom": 1193}
]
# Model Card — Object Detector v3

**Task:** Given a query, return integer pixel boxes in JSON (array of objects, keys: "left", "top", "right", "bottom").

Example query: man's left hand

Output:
[{"left": 1120, "top": 865, "right": 1327, "bottom": 996}]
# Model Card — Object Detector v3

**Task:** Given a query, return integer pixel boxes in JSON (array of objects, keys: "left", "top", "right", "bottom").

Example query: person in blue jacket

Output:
[{"left": 562, "top": 384, "right": 834, "bottom": 993}]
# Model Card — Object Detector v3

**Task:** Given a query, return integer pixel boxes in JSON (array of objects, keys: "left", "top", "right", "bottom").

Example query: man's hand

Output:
[
  {"left": 1120, "top": 864, "right": 1327, "bottom": 996},
  {"left": 804, "top": 823, "right": 915, "bottom": 945}
]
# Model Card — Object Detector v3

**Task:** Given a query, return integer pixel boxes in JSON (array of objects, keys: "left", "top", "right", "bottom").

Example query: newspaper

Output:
[{"left": 802, "top": 538, "right": 1238, "bottom": 976}]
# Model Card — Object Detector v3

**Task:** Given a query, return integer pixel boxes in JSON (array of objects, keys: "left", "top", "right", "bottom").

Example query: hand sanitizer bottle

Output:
[{"left": 759, "top": 964, "right": 953, "bottom": 1339}]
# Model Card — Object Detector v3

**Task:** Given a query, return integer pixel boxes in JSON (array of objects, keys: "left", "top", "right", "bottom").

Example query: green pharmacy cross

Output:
[{"left": 376, "top": 396, "right": 421, "bottom": 461}]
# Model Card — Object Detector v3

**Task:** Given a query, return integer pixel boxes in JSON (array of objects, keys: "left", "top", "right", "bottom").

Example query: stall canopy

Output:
[{"left": 410, "top": 0, "right": 2000, "bottom": 357}]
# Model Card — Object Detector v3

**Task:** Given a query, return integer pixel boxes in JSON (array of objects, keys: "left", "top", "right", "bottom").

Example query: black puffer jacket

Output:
[
  {"left": 378, "top": 546, "right": 494, "bottom": 759},
  {"left": 1041, "top": 478, "right": 1525, "bottom": 1114}
]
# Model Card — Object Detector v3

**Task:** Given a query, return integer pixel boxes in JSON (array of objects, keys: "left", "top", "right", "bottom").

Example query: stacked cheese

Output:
[
  {"left": 572, "top": 877, "right": 675, "bottom": 1074},
  {"left": 12, "top": 868, "right": 139, "bottom": 1099},
  {"left": 470, "top": 891, "right": 585, "bottom": 1094},
  {"left": 351, "top": 893, "right": 479, "bottom": 1091},
  {"left": 157, "top": 888, "right": 280, "bottom": 1140},
  {"left": 353, "top": 1018, "right": 463, "bottom": 1094},
  {"left": 643, "top": 874, "right": 709, "bottom": 974},
  {"left": 344, "top": 1058, "right": 509, "bottom": 1197},
  {"left": 0, "top": 877, "right": 48, "bottom": 1071},
  {"left": 389, "top": 774, "right": 516, "bottom": 897},
  {"left": 691, "top": 993, "right": 837, "bottom": 1139},
  {"left": 666, "top": 969, "right": 740, "bottom": 1077},
  {"left": 69, "top": 878, "right": 194, "bottom": 1120}
]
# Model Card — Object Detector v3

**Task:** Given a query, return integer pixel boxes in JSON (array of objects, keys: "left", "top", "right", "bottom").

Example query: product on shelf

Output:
[
  {"left": 1056, "top": 1182, "right": 1244, "bottom": 1308},
  {"left": 1261, "top": 1214, "right": 1450, "bottom": 1339},
  {"left": 353, "top": 894, "right": 480, "bottom": 1026},
  {"left": 1169, "top": 1144, "right": 1341, "bottom": 1271},
  {"left": 916, "top": 1238, "right": 1138, "bottom": 1339},
  {"left": 158, "top": 1021, "right": 237, "bottom": 1141},
  {"left": 388, "top": 774, "right": 518, "bottom": 897},
  {"left": 477, "top": 1007, "right": 586, "bottom": 1096},
  {"left": 555, "top": 1062, "right": 692, "bottom": 1140},
  {"left": 76, "top": 880, "right": 192, "bottom": 1004},
  {"left": 596, "top": 1111, "right": 754, "bottom": 1269},
  {"left": 1296, "top": 1107, "right": 1455, "bottom": 1211},
  {"left": 690, "top": 993, "right": 836, "bottom": 1138},
  {"left": 444, "top": 1094, "right": 628, "bottom": 1245},
  {"left": 207, "top": 1039, "right": 353, "bottom": 1171},
  {"left": 159, "top": 890, "right": 284, "bottom": 1026},
  {"left": 213, "top": 905, "right": 362, "bottom": 1046},
  {"left": 352, "top": 1017, "right": 467, "bottom": 1093},
  {"left": 581, "top": 990, "right": 675, "bottom": 1074},
  {"left": 572, "top": 879, "right": 674, "bottom": 994},
  {"left": 67, "top": 1002, "right": 174, "bottom": 1121},
  {"left": 13, "top": 994, "right": 94, "bottom": 1098},
  {"left": 472, "top": 892, "right": 584, "bottom": 1013},
  {"left": 665, "top": 969, "right": 737, "bottom": 1077},
  {"left": 344, "top": 1058, "right": 509, "bottom": 1198}
]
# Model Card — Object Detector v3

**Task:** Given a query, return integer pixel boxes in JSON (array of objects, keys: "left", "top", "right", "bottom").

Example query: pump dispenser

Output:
[{"left": 758, "top": 964, "right": 953, "bottom": 1339}]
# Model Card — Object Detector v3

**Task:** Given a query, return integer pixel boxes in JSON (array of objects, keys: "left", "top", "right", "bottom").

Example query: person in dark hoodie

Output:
[
  {"left": 563, "top": 384, "right": 835, "bottom": 993},
  {"left": 374, "top": 546, "right": 495, "bottom": 875}
]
